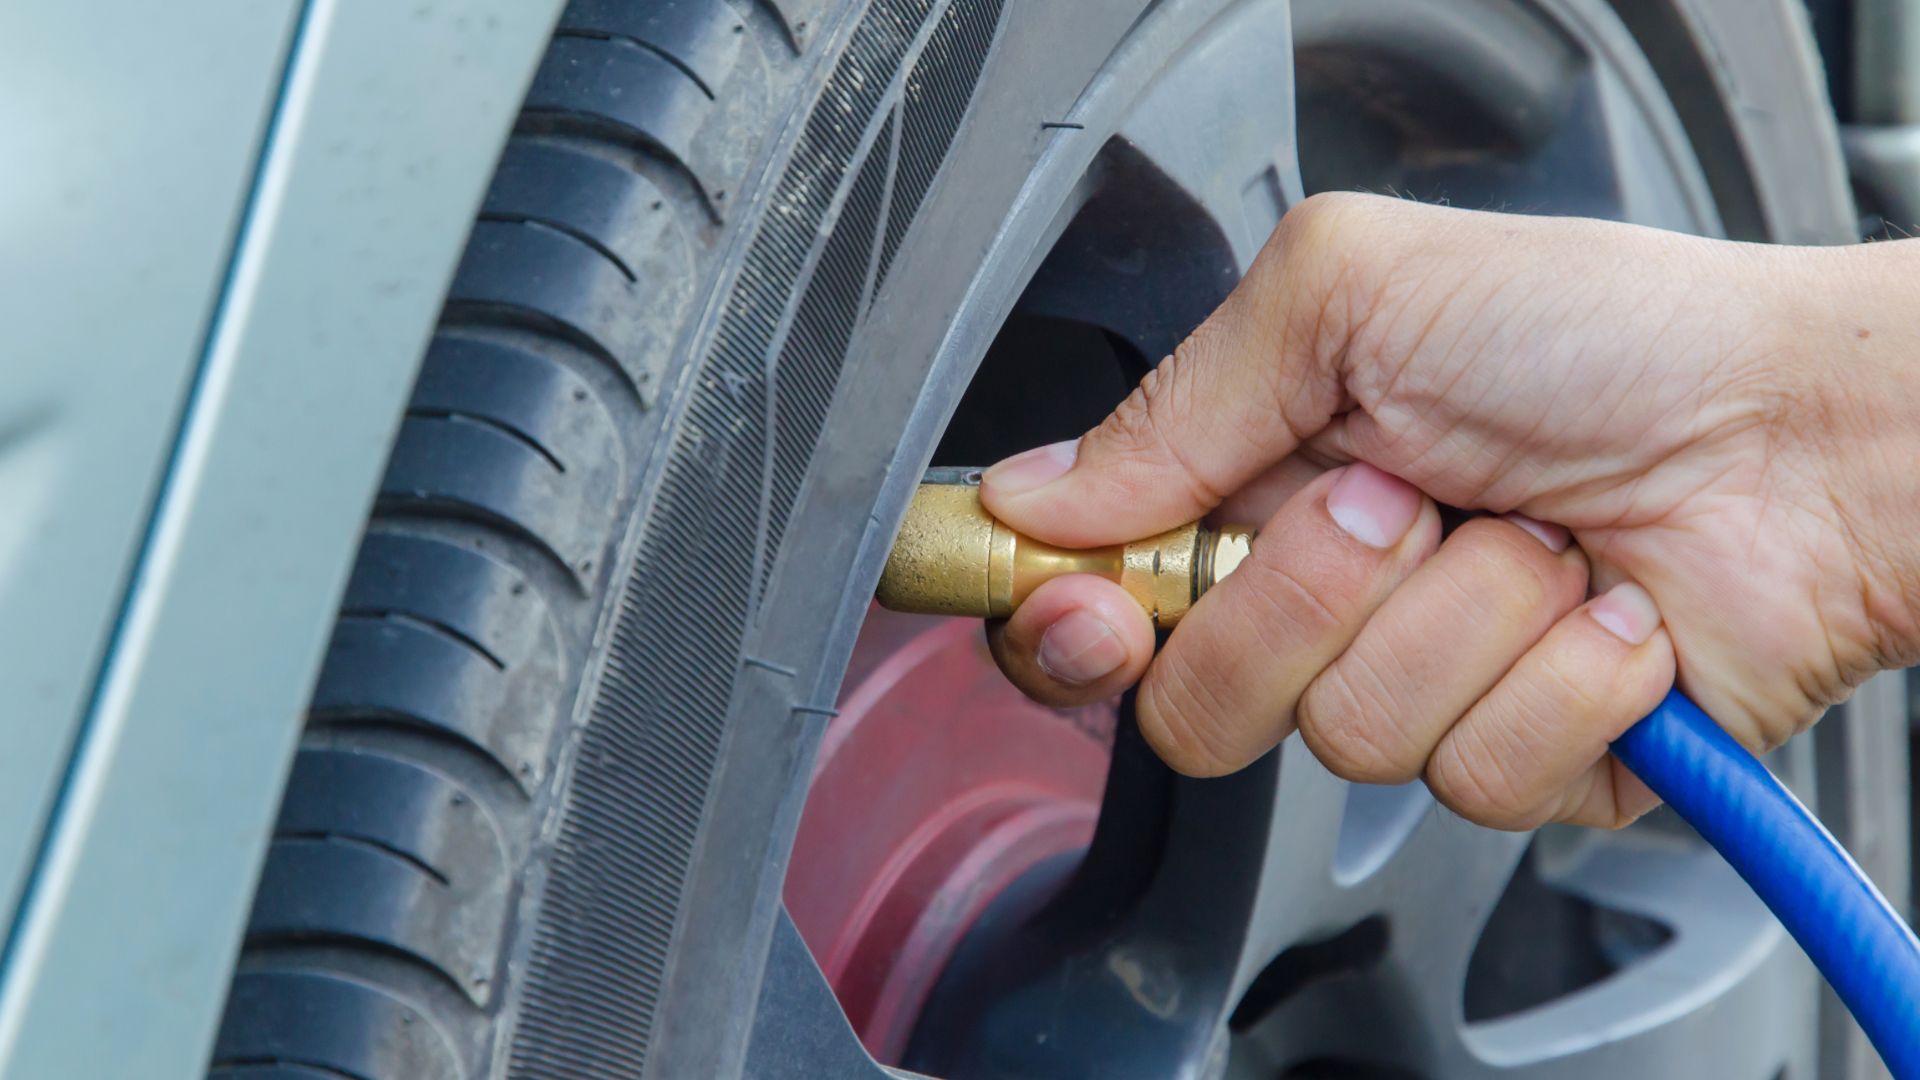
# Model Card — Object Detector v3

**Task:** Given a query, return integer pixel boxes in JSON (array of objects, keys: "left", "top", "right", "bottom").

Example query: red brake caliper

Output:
[{"left": 783, "top": 608, "right": 1114, "bottom": 1064}]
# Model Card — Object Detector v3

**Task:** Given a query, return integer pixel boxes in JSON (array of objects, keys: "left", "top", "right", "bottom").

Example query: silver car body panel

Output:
[{"left": 0, "top": 2, "right": 562, "bottom": 1075}]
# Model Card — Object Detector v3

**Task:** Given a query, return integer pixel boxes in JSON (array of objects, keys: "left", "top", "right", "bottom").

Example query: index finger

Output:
[
  {"left": 1138, "top": 464, "right": 1441, "bottom": 776},
  {"left": 979, "top": 193, "right": 1368, "bottom": 548}
]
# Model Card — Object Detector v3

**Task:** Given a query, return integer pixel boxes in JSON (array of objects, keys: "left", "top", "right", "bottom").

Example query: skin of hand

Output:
[{"left": 979, "top": 192, "right": 1920, "bottom": 831}]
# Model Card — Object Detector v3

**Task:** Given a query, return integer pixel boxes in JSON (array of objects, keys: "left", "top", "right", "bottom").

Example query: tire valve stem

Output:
[{"left": 875, "top": 467, "right": 1255, "bottom": 628}]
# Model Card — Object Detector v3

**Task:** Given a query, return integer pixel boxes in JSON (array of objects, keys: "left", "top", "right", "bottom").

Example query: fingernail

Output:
[
  {"left": 1326, "top": 463, "right": 1422, "bottom": 549},
  {"left": 1038, "top": 609, "right": 1127, "bottom": 686},
  {"left": 1590, "top": 583, "right": 1660, "bottom": 645},
  {"left": 984, "top": 439, "right": 1079, "bottom": 495},
  {"left": 1505, "top": 513, "right": 1571, "bottom": 553}
]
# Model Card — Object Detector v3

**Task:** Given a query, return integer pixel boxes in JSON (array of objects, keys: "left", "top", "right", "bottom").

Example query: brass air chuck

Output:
[{"left": 876, "top": 467, "right": 1256, "bottom": 628}]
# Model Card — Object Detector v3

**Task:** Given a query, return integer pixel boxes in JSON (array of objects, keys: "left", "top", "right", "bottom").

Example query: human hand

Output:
[{"left": 980, "top": 192, "right": 1920, "bottom": 830}]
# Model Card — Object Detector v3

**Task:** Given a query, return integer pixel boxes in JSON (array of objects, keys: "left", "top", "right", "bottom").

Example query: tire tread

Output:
[{"left": 214, "top": 1, "right": 781, "bottom": 1075}]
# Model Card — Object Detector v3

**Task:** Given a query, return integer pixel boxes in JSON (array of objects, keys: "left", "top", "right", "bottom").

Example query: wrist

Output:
[{"left": 1787, "top": 241, "right": 1920, "bottom": 667}]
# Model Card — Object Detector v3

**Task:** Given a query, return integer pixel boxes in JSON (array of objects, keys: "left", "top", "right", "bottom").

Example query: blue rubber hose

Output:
[{"left": 1612, "top": 690, "right": 1920, "bottom": 1079}]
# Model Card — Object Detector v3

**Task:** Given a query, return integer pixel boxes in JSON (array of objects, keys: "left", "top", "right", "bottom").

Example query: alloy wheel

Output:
[{"left": 762, "top": 2, "right": 1867, "bottom": 1077}]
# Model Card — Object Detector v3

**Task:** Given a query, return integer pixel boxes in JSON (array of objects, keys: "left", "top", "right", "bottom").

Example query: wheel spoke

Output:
[
  {"left": 1109, "top": 0, "right": 1304, "bottom": 268},
  {"left": 1233, "top": 743, "right": 1478, "bottom": 988},
  {"left": 1233, "top": 804, "right": 1530, "bottom": 1066},
  {"left": 1588, "top": 66, "right": 1721, "bottom": 233},
  {"left": 1235, "top": 740, "right": 1361, "bottom": 972},
  {"left": 1449, "top": 833, "right": 1812, "bottom": 1079},
  {"left": 903, "top": 713, "right": 1282, "bottom": 1076},
  {"left": 909, "top": 729, "right": 1533, "bottom": 1077},
  {"left": 745, "top": 909, "right": 905, "bottom": 1079},
  {"left": 1361, "top": 807, "right": 1532, "bottom": 999},
  {"left": 1015, "top": 0, "right": 1300, "bottom": 360},
  {"left": 1229, "top": 813, "right": 1814, "bottom": 1080}
]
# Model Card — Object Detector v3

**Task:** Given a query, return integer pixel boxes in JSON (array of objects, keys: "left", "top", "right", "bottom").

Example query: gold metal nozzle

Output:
[{"left": 875, "top": 467, "right": 1255, "bottom": 628}]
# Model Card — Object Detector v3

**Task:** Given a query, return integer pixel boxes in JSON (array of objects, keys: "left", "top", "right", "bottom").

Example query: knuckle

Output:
[
  {"left": 1089, "top": 362, "right": 1226, "bottom": 507},
  {"left": 1262, "top": 194, "right": 1387, "bottom": 385},
  {"left": 1181, "top": 321, "right": 1293, "bottom": 456},
  {"left": 1273, "top": 192, "right": 1372, "bottom": 257},
  {"left": 1298, "top": 665, "right": 1420, "bottom": 784},
  {"left": 1094, "top": 374, "right": 1162, "bottom": 456},
  {"left": 1273, "top": 192, "right": 1386, "bottom": 292},
  {"left": 1531, "top": 646, "right": 1606, "bottom": 718},
  {"left": 1450, "top": 520, "right": 1570, "bottom": 607},
  {"left": 1170, "top": 315, "right": 1233, "bottom": 374},
  {"left": 1139, "top": 648, "right": 1245, "bottom": 776},
  {"left": 1134, "top": 358, "right": 1191, "bottom": 441},
  {"left": 1593, "top": 799, "right": 1642, "bottom": 831},
  {"left": 1239, "top": 547, "right": 1351, "bottom": 643},
  {"left": 1455, "top": 516, "right": 1538, "bottom": 562},
  {"left": 1426, "top": 728, "right": 1550, "bottom": 831}
]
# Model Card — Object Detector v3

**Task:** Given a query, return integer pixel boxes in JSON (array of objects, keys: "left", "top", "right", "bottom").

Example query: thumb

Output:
[{"left": 979, "top": 193, "right": 1371, "bottom": 547}]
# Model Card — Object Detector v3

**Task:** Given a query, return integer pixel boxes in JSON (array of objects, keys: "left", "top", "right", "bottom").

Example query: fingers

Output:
[
  {"left": 1136, "top": 464, "right": 1443, "bottom": 775},
  {"left": 1423, "top": 583, "right": 1676, "bottom": 831},
  {"left": 1210, "top": 453, "right": 1340, "bottom": 527},
  {"left": 987, "top": 574, "right": 1156, "bottom": 708},
  {"left": 1295, "top": 516, "right": 1589, "bottom": 785},
  {"left": 980, "top": 193, "right": 1383, "bottom": 548},
  {"left": 989, "top": 468, "right": 1677, "bottom": 833}
]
